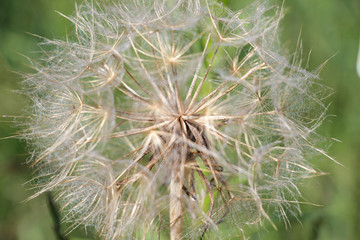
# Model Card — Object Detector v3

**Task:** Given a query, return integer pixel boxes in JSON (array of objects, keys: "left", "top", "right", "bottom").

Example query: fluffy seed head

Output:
[{"left": 21, "top": 0, "right": 332, "bottom": 239}]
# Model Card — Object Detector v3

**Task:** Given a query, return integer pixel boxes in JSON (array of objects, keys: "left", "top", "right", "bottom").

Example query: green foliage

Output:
[{"left": 0, "top": 0, "right": 359, "bottom": 239}]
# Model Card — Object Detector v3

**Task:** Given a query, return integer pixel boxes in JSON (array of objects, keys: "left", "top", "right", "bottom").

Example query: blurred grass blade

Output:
[{"left": 357, "top": 36, "right": 360, "bottom": 78}]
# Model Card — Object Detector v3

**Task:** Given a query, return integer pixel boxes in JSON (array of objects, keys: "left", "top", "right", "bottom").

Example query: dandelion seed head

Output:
[{"left": 21, "top": 0, "right": 332, "bottom": 239}]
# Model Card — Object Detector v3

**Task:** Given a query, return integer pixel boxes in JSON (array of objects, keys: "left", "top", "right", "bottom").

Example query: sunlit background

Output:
[{"left": 0, "top": 0, "right": 359, "bottom": 239}]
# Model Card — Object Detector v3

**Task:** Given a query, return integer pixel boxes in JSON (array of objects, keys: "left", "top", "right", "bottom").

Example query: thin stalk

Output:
[{"left": 170, "top": 155, "right": 184, "bottom": 240}]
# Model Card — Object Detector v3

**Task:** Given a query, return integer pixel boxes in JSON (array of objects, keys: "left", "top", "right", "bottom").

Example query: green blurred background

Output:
[{"left": 0, "top": 0, "right": 359, "bottom": 239}]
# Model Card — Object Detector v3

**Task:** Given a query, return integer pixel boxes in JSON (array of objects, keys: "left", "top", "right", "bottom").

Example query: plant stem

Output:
[
  {"left": 170, "top": 160, "right": 183, "bottom": 240},
  {"left": 46, "top": 192, "right": 69, "bottom": 240}
]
